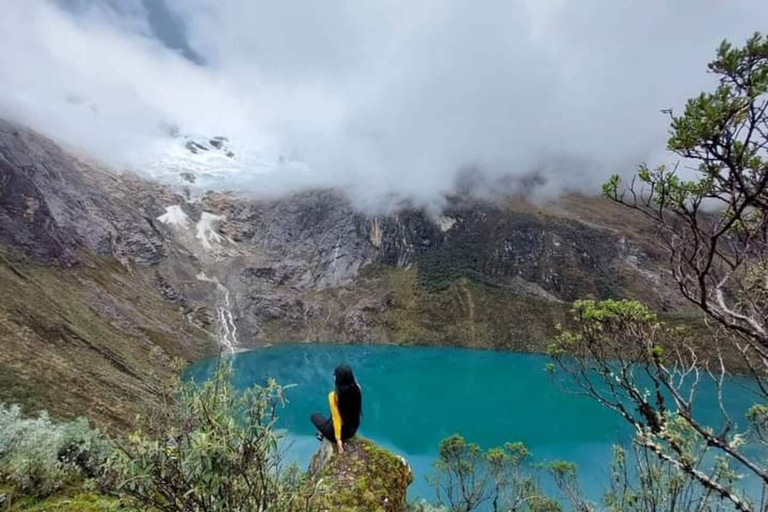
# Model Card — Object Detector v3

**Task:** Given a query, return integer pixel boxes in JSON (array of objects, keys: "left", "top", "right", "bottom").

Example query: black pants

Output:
[
  {"left": 311, "top": 413, "right": 358, "bottom": 442},
  {"left": 311, "top": 413, "right": 337, "bottom": 441}
]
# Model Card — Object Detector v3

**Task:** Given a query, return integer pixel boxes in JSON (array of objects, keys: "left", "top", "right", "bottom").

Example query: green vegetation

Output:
[
  {"left": 427, "top": 434, "right": 560, "bottom": 512},
  {"left": 0, "top": 247, "right": 210, "bottom": 431},
  {"left": 0, "top": 486, "right": 134, "bottom": 512},
  {"left": 0, "top": 367, "right": 410, "bottom": 512},
  {"left": 104, "top": 366, "right": 319, "bottom": 512},
  {"left": 552, "top": 32, "right": 768, "bottom": 512},
  {"left": 365, "top": 265, "right": 570, "bottom": 351},
  {"left": 601, "top": 441, "right": 736, "bottom": 512},
  {"left": 548, "top": 299, "right": 764, "bottom": 511},
  {"left": 414, "top": 208, "right": 623, "bottom": 301},
  {"left": 0, "top": 404, "right": 107, "bottom": 498},
  {"left": 1, "top": 366, "right": 314, "bottom": 511}
]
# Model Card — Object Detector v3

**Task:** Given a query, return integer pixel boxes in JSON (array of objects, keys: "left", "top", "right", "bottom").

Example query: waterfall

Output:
[
  {"left": 157, "top": 206, "right": 239, "bottom": 355},
  {"left": 331, "top": 233, "right": 342, "bottom": 277},
  {"left": 197, "top": 272, "right": 238, "bottom": 355}
]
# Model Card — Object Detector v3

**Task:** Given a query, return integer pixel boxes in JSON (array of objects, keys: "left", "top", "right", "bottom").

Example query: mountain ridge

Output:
[{"left": 0, "top": 118, "right": 694, "bottom": 429}]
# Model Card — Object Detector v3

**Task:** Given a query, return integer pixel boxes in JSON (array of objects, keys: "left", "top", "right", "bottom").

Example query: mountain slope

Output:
[
  {"left": 0, "top": 120, "right": 214, "bottom": 429},
  {"left": 0, "top": 119, "right": 694, "bottom": 427}
]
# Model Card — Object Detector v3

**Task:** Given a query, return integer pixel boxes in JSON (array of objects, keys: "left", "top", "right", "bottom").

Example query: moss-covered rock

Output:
[{"left": 309, "top": 437, "right": 413, "bottom": 512}]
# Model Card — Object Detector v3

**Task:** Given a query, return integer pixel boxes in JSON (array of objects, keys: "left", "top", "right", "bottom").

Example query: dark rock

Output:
[
  {"left": 155, "top": 272, "right": 186, "bottom": 303},
  {"left": 0, "top": 119, "right": 173, "bottom": 266},
  {"left": 209, "top": 136, "right": 228, "bottom": 149},
  {"left": 0, "top": 157, "right": 77, "bottom": 264},
  {"left": 240, "top": 267, "right": 277, "bottom": 284},
  {"left": 185, "top": 141, "right": 208, "bottom": 154}
]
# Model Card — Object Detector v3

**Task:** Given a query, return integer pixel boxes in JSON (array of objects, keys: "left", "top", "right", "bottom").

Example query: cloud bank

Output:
[{"left": 1, "top": 0, "right": 767, "bottom": 209}]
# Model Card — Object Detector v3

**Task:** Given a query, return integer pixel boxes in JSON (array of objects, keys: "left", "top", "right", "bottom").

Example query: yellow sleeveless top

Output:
[{"left": 328, "top": 391, "right": 343, "bottom": 441}]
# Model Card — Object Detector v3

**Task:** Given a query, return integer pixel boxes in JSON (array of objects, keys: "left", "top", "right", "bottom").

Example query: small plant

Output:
[
  {"left": 598, "top": 34, "right": 768, "bottom": 510},
  {"left": 0, "top": 404, "right": 108, "bottom": 497},
  {"left": 427, "top": 434, "right": 560, "bottom": 512},
  {"left": 103, "top": 363, "right": 320, "bottom": 512}
]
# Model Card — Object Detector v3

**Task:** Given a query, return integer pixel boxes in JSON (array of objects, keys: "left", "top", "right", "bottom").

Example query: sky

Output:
[{"left": 1, "top": 0, "right": 767, "bottom": 210}]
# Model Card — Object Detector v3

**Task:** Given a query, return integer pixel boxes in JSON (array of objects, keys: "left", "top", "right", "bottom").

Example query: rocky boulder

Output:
[{"left": 309, "top": 437, "right": 413, "bottom": 512}]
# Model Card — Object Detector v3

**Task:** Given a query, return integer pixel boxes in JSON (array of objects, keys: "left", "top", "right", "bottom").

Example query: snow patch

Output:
[
  {"left": 438, "top": 216, "right": 457, "bottom": 232},
  {"left": 196, "top": 212, "right": 227, "bottom": 250},
  {"left": 136, "top": 134, "right": 306, "bottom": 193},
  {"left": 157, "top": 205, "right": 191, "bottom": 229}
]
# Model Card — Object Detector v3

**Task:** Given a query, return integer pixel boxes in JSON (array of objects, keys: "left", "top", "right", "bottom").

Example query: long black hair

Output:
[{"left": 334, "top": 364, "right": 362, "bottom": 427}]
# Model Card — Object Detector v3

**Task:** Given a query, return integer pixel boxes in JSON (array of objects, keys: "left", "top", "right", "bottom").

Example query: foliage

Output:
[
  {"left": 603, "top": 443, "right": 737, "bottom": 512},
  {"left": 545, "top": 461, "right": 590, "bottom": 512},
  {"left": 553, "top": 32, "right": 768, "bottom": 512},
  {"left": 0, "top": 404, "right": 108, "bottom": 497},
  {"left": 0, "top": 486, "right": 139, "bottom": 512},
  {"left": 602, "top": 32, "right": 768, "bottom": 352},
  {"left": 103, "top": 363, "right": 319, "bottom": 512},
  {"left": 549, "top": 298, "right": 763, "bottom": 511},
  {"left": 427, "top": 434, "right": 560, "bottom": 512},
  {"left": 368, "top": 264, "right": 571, "bottom": 352}
]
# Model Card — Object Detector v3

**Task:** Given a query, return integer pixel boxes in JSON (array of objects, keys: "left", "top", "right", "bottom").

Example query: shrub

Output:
[
  {"left": 103, "top": 363, "right": 320, "bottom": 512},
  {"left": 427, "top": 434, "right": 561, "bottom": 512},
  {"left": 0, "top": 404, "right": 108, "bottom": 497}
]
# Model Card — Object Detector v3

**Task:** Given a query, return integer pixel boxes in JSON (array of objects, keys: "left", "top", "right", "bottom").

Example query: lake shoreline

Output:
[{"left": 185, "top": 343, "right": 757, "bottom": 501}]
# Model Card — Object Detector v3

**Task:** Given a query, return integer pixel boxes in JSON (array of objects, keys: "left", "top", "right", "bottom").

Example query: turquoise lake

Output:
[{"left": 185, "top": 343, "right": 758, "bottom": 501}]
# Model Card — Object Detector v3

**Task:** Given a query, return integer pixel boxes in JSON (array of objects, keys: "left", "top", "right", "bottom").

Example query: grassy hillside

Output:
[{"left": 0, "top": 248, "right": 212, "bottom": 430}]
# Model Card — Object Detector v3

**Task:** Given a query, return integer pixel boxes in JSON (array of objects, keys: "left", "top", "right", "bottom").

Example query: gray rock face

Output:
[
  {"left": 0, "top": 155, "right": 76, "bottom": 264},
  {"left": 202, "top": 189, "right": 375, "bottom": 290},
  {"left": 0, "top": 119, "right": 171, "bottom": 266},
  {"left": 0, "top": 118, "right": 683, "bottom": 356},
  {"left": 0, "top": 119, "right": 218, "bottom": 345}
]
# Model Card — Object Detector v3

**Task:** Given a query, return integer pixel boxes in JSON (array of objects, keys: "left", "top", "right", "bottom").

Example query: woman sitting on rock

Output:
[{"left": 311, "top": 364, "right": 362, "bottom": 454}]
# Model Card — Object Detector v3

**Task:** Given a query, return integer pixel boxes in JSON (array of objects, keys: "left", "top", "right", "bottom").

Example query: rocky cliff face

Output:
[
  {"left": 0, "top": 119, "right": 689, "bottom": 427},
  {"left": 188, "top": 189, "right": 686, "bottom": 350}
]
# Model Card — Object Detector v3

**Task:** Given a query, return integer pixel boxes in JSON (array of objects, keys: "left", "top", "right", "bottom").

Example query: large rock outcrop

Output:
[{"left": 309, "top": 438, "right": 413, "bottom": 512}]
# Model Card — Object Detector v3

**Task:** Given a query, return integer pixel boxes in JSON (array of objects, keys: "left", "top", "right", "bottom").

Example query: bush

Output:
[
  {"left": 427, "top": 434, "right": 561, "bottom": 512},
  {"left": 103, "top": 364, "right": 319, "bottom": 512},
  {"left": 0, "top": 404, "right": 108, "bottom": 497}
]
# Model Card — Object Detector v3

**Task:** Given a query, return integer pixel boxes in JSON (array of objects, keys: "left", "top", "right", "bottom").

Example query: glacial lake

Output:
[{"left": 185, "top": 343, "right": 758, "bottom": 502}]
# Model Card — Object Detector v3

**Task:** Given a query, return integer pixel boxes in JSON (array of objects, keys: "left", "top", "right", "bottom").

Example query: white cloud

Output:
[{"left": 1, "top": 0, "right": 767, "bottom": 210}]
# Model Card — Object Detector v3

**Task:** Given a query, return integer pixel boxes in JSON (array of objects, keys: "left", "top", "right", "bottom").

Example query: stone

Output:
[{"left": 309, "top": 437, "right": 413, "bottom": 512}]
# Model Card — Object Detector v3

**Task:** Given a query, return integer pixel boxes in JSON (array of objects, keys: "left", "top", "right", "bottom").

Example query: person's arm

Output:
[{"left": 328, "top": 391, "right": 344, "bottom": 452}]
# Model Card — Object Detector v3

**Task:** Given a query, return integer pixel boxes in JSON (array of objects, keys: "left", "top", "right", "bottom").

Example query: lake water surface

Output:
[{"left": 185, "top": 343, "right": 757, "bottom": 501}]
